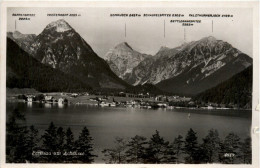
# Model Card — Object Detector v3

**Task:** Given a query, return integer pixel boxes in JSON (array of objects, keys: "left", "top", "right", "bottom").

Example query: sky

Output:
[{"left": 7, "top": 7, "right": 253, "bottom": 58}]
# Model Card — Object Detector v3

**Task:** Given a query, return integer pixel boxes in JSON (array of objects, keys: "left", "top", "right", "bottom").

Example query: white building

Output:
[{"left": 58, "top": 98, "right": 68, "bottom": 104}]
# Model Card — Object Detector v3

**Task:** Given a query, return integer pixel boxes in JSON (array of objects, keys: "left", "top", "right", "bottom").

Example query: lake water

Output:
[{"left": 6, "top": 102, "right": 252, "bottom": 163}]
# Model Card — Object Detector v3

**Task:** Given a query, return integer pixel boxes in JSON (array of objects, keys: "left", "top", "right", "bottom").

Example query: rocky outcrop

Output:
[
  {"left": 105, "top": 42, "right": 149, "bottom": 82},
  {"left": 126, "top": 36, "right": 252, "bottom": 95}
]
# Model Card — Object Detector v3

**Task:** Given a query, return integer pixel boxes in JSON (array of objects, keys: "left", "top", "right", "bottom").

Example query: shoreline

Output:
[
  {"left": 6, "top": 98, "right": 252, "bottom": 111},
  {"left": 6, "top": 90, "right": 252, "bottom": 111}
]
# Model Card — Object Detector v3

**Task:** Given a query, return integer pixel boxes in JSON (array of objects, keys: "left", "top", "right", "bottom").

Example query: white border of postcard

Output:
[{"left": 0, "top": 1, "right": 259, "bottom": 168}]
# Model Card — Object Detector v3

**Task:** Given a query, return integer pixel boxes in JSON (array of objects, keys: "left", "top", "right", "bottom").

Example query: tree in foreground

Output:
[
  {"left": 239, "top": 136, "right": 251, "bottom": 164},
  {"left": 201, "top": 129, "right": 220, "bottom": 163},
  {"left": 6, "top": 108, "right": 40, "bottom": 163},
  {"left": 102, "top": 137, "right": 127, "bottom": 163},
  {"left": 144, "top": 130, "right": 175, "bottom": 163},
  {"left": 26, "top": 125, "right": 39, "bottom": 162},
  {"left": 219, "top": 132, "right": 241, "bottom": 164},
  {"left": 6, "top": 108, "right": 28, "bottom": 163},
  {"left": 76, "top": 127, "right": 96, "bottom": 163},
  {"left": 42, "top": 122, "right": 57, "bottom": 151},
  {"left": 56, "top": 127, "right": 65, "bottom": 161},
  {"left": 41, "top": 122, "right": 58, "bottom": 162},
  {"left": 64, "top": 127, "right": 75, "bottom": 162},
  {"left": 57, "top": 127, "right": 65, "bottom": 150},
  {"left": 102, "top": 148, "right": 118, "bottom": 163},
  {"left": 125, "top": 135, "right": 147, "bottom": 163},
  {"left": 184, "top": 128, "right": 199, "bottom": 163},
  {"left": 172, "top": 135, "right": 184, "bottom": 163}
]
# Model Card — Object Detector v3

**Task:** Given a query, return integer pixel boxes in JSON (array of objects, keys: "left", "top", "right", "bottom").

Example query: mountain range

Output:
[
  {"left": 7, "top": 19, "right": 129, "bottom": 91},
  {"left": 106, "top": 36, "right": 252, "bottom": 95},
  {"left": 7, "top": 19, "right": 252, "bottom": 97}
]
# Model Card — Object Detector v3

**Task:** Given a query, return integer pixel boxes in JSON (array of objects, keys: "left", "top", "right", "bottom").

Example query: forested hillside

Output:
[
  {"left": 194, "top": 65, "right": 252, "bottom": 108},
  {"left": 7, "top": 38, "right": 92, "bottom": 92}
]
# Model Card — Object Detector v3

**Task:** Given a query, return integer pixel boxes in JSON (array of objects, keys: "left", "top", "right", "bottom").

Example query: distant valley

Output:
[{"left": 7, "top": 18, "right": 252, "bottom": 107}]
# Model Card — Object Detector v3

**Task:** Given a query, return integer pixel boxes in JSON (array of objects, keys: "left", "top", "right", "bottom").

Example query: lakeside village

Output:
[{"left": 9, "top": 91, "right": 239, "bottom": 110}]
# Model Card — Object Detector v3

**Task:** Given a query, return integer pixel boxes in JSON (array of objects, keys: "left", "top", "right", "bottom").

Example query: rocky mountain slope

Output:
[
  {"left": 7, "top": 31, "right": 36, "bottom": 54},
  {"left": 7, "top": 37, "right": 92, "bottom": 92},
  {"left": 105, "top": 42, "right": 149, "bottom": 81},
  {"left": 7, "top": 22, "right": 252, "bottom": 96},
  {"left": 125, "top": 44, "right": 186, "bottom": 85},
  {"left": 26, "top": 19, "right": 129, "bottom": 89},
  {"left": 125, "top": 36, "right": 252, "bottom": 95}
]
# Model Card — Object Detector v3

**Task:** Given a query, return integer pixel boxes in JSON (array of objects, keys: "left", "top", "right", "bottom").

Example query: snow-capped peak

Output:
[{"left": 45, "top": 19, "right": 72, "bottom": 32}]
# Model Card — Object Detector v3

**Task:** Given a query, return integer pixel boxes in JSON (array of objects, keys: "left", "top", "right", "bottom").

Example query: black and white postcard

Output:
[{"left": 0, "top": 1, "right": 259, "bottom": 168}]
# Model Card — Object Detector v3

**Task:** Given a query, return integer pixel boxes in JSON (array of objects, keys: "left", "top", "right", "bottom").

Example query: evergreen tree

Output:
[
  {"left": 64, "top": 127, "right": 75, "bottom": 162},
  {"left": 56, "top": 127, "right": 65, "bottom": 161},
  {"left": 194, "top": 145, "right": 208, "bottom": 163},
  {"left": 41, "top": 122, "right": 58, "bottom": 162},
  {"left": 6, "top": 108, "right": 29, "bottom": 163},
  {"left": 219, "top": 132, "right": 241, "bottom": 164},
  {"left": 102, "top": 148, "right": 118, "bottom": 163},
  {"left": 218, "top": 140, "right": 225, "bottom": 163},
  {"left": 164, "top": 143, "right": 177, "bottom": 163},
  {"left": 102, "top": 137, "right": 127, "bottom": 163},
  {"left": 201, "top": 129, "right": 220, "bottom": 163},
  {"left": 172, "top": 135, "right": 184, "bottom": 163},
  {"left": 125, "top": 135, "right": 147, "bottom": 163},
  {"left": 42, "top": 122, "right": 58, "bottom": 152},
  {"left": 184, "top": 128, "right": 199, "bottom": 163},
  {"left": 144, "top": 130, "right": 175, "bottom": 163},
  {"left": 65, "top": 127, "right": 75, "bottom": 151},
  {"left": 76, "top": 127, "right": 96, "bottom": 163},
  {"left": 6, "top": 108, "right": 41, "bottom": 163},
  {"left": 239, "top": 136, "right": 251, "bottom": 164},
  {"left": 25, "top": 125, "right": 39, "bottom": 162}
]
